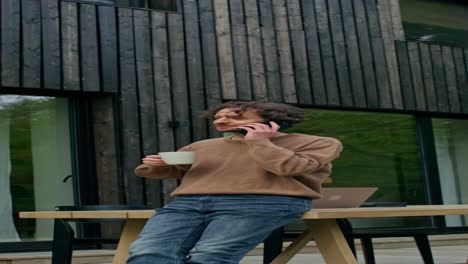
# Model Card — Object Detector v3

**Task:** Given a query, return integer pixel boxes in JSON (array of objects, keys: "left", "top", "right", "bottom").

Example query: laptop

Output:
[{"left": 313, "top": 187, "right": 378, "bottom": 209}]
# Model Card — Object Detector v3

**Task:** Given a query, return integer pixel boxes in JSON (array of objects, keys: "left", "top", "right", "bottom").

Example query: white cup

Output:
[{"left": 158, "top": 151, "right": 196, "bottom": 164}]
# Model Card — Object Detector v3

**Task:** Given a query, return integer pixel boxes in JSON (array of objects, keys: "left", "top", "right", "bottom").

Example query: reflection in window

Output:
[
  {"left": 148, "top": 0, "right": 177, "bottom": 11},
  {"left": 88, "top": 0, "right": 177, "bottom": 11},
  {"left": 0, "top": 95, "right": 74, "bottom": 242},
  {"left": 285, "top": 109, "right": 427, "bottom": 228},
  {"left": 433, "top": 118, "right": 468, "bottom": 226},
  {"left": 400, "top": 0, "right": 468, "bottom": 47}
]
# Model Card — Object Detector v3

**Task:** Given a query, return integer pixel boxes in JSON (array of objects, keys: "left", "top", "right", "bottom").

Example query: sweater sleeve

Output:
[
  {"left": 134, "top": 164, "right": 191, "bottom": 179},
  {"left": 134, "top": 145, "right": 193, "bottom": 179},
  {"left": 244, "top": 137, "right": 342, "bottom": 177}
]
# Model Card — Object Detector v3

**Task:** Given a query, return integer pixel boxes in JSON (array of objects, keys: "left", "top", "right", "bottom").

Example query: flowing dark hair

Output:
[{"left": 201, "top": 101, "right": 304, "bottom": 125}]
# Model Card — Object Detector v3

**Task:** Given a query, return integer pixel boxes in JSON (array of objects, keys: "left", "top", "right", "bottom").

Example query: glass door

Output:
[
  {"left": 433, "top": 118, "right": 468, "bottom": 226},
  {"left": 0, "top": 95, "right": 74, "bottom": 242},
  {"left": 285, "top": 109, "right": 428, "bottom": 229}
]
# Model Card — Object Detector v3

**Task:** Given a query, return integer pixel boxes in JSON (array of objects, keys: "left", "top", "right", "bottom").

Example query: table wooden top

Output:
[
  {"left": 301, "top": 205, "right": 468, "bottom": 219},
  {"left": 19, "top": 210, "right": 157, "bottom": 219},
  {"left": 19, "top": 205, "right": 468, "bottom": 220}
]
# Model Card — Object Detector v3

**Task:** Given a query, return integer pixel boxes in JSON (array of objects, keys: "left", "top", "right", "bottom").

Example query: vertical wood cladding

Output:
[
  {"left": 4, "top": 0, "right": 467, "bottom": 111},
  {"left": 396, "top": 41, "right": 468, "bottom": 114},
  {"left": 98, "top": 5, "right": 118, "bottom": 93},
  {"left": 2, "top": 0, "right": 468, "bottom": 205},
  {"left": 22, "top": 0, "right": 42, "bottom": 89},
  {"left": 117, "top": 7, "right": 145, "bottom": 205},
  {"left": 80, "top": 4, "right": 101, "bottom": 92},
  {"left": 41, "top": 0, "right": 61, "bottom": 89},
  {"left": 1, "top": 0, "right": 21, "bottom": 87},
  {"left": 61, "top": 2, "right": 80, "bottom": 91}
]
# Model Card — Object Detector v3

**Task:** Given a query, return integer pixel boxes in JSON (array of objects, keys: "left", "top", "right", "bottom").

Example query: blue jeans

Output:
[{"left": 126, "top": 194, "right": 312, "bottom": 264}]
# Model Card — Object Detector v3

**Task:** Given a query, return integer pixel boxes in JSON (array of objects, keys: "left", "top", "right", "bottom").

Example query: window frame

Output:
[
  {"left": 284, "top": 106, "right": 468, "bottom": 231},
  {"left": 0, "top": 92, "right": 99, "bottom": 252}
]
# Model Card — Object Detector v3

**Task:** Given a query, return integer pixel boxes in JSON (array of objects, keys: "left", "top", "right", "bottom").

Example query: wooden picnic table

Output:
[{"left": 20, "top": 205, "right": 468, "bottom": 264}]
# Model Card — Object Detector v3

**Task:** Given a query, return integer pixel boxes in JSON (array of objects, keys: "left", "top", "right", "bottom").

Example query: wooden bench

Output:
[{"left": 20, "top": 205, "right": 468, "bottom": 264}]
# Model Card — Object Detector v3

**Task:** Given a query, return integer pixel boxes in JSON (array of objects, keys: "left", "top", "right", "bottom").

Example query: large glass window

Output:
[
  {"left": 286, "top": 109, "right": 428, "bottom": 228},
  {"left": 400, "top": 0, "right": 468, "bottom": 47},
  {"left": 0, "top": 95, "right": 74, "bottom": 242},
  {"left": 433, "top": 118, "right": 468, "bottom": 227}
]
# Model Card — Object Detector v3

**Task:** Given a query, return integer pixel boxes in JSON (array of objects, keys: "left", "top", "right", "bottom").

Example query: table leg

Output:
[
  {"left": 271, "top": 226, "right": 315, "bottom": 264},
  {"left": 306, "top": 219, "right": 358, "bottom": 264},
  {"left": 51, "top": 219, "right": 74, "bottom": 264},
  {"left": 112, "top": 219, "right": 147, "bottom": 264},
  {"left": 271, "top": 219, "right": 357, "bottom": 264}
]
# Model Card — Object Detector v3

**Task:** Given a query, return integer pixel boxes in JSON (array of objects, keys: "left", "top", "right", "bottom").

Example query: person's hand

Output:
[
  {"left": 237, "top": 121, "right": 280, "bottom": 140},
  {"left": 142, "top": 155, "right": 168, "bottom": 166}
]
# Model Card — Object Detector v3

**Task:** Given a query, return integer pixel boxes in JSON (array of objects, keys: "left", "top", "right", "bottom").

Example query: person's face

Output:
[{"left": 213, "top": 108, "right": 265, "bottom": 132}]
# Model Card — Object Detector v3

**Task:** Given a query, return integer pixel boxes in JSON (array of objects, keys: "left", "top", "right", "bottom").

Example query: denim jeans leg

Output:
[
  {"left": 186, "top": 195, "right": 312, "bottom": 264},
  {"left": 126, "top": 198, "right": 206, "bottom": 264}
]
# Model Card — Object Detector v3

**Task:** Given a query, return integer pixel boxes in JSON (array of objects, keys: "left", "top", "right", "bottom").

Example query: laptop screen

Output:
[{"left": 313, "top": 187, "right": 378, "bottom": 208}]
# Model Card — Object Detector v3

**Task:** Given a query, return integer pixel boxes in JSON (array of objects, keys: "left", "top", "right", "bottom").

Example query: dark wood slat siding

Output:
[
  {"left": 407, "top": 42, "right": 426, "bottom": 111},
  {"left": 419, "top": 43, "right": 438, "bottom": 112},
  {"left": 272, "top": 0, "right": 297, "bottom": 103},
  {"left": 429, "top": 44, "right": 449, "bottom": 112},
  {"left": 22, "top": 0, "right": 42, "bottom": 88},
  {"left": 340, "top": 0, "right": 366, "bottom": 108},
  {"left": 459, "top": 48, "right": 468, "bottom": 113},
  {"left": 365, "top": 0, "right": 392, "bottom": 108},
  {"left": 198, "top": 0, "right": 222, "bottom": 138},
  {"left": 245, "top": 0, "right": 267, "bottom": 101},
  {"left": 442, "top": 46, "right": 461, "bottom": 113},
  {"left": 92, "top": 96, "right": 123, "bottom": 236},
  {"left": 61, "top": 2, "right": 80, "bottom": 91},
  {"left": 133, "top": 9, "right": 160, "bottom": 208},
  {"left": 80, "top": 4, "right": 100, "bottom": 92},
  {"left": 182, "top": 0, "right": 208, "bottom": 141},
  {"left": 301, "top": 0, "right": 326, "bottom": 106},
  {"left": 377, "top": 0, "right": 403, "bottom": 109},
  {"left": 453, "top": 48, "right": 468, "bottom": 113},
  {"left": 230, "top": 0, "right": 252, "bottom": 101},
  {"left": 1, "top": 0, "right": 21, "bottom": 87},
  {"left": 388, "top": 0, "right": 404, "bottom": 41},
  {"left": 354, "top": 0, "right": 378, "bottom": 108},
  {"left": 117, "top": 8, "right": 144, "bottom": 205},
  {"left": 315, "top": 0, "right": 339, "bottom": 105},
  {"left": 395, "top": 41, "right": 416, "bottom": 110},
  {"left": 328, "top": 0, "right": 352, "bottom": 107},
  {"left": 10, "top": 0, "right": 468, "bottom": 117},
  {"left": 41, "top": 0, "right": 61, "bottom": 89},
  {"left": 287, "top": 0, "right": 312, "bottom": 105},
  {"left": 98, "top": 5, "right": 118, "bottom": 93},
  {"left": 93, "top": 96, "right": 121, "bottom": 206},
  {"left": 134, "top": 9, "right": 156, "bottom": 150},
  {"left": 213, "top": 0, "right": 237, "bottom": 99},
  {"left": 151, "top": 11, "right": 177, "bottom": 204},
  {"left": 168, "top": 13, "right": 191, "bottom": 148},
  {"left": 259, "top": 0, "right": 282, "bottom": 102}
]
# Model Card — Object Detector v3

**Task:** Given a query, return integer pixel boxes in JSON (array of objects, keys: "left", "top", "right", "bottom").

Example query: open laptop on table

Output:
[{"left": 314, "top": 187, "right": 378, "bottom": 208}]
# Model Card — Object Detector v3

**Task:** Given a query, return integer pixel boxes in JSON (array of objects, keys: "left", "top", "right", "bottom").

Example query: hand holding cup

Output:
[
  {"left": 142, "top": 155, "right": 168, "bottom": 167},
  {"left": 143, "top": 152, "right": 196, "bottom": 166}
]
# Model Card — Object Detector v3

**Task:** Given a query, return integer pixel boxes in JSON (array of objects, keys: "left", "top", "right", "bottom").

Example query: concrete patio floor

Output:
[
  {"left": 1, "top": 244, "right": 467, "bottom": 263},
  {"left": 241, "top": 245, "right": 468, "bottom": 264}
]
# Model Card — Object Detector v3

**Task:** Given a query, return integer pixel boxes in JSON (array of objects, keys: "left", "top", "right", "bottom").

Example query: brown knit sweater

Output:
[{"left": 135, "top": 133, "right": 342, "bottom": 199}]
